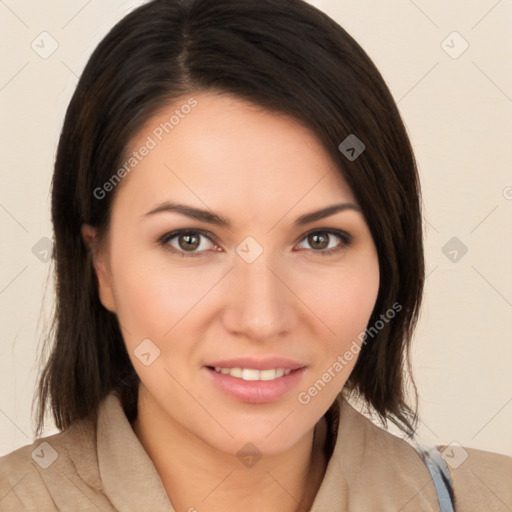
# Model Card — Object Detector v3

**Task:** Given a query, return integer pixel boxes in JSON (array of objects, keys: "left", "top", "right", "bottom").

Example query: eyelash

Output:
[{"left": 158, "top": 228, "right": 352, "bottom": 258}]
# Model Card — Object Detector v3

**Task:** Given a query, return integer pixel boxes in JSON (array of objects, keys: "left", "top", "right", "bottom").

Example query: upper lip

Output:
[{"left": 205, "top": 357, "right": 307, "bottom": 371}]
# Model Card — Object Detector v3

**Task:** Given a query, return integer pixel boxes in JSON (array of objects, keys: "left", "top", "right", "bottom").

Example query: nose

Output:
[{"left": 221, "top": 249, "right": 296, "bottom": 341}]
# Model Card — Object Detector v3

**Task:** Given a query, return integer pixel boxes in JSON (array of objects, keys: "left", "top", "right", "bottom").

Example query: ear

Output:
[{"left": 81, "top": 224, "right": 117, "bottom": 313}]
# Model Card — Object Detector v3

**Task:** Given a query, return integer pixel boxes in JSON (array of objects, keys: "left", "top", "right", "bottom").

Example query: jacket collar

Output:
[
  {"left": 97, "top": 392, "right": 438, "bottom": 511},
  {"left": 97, "top": 392, "right": 173, "bottom": 511}
]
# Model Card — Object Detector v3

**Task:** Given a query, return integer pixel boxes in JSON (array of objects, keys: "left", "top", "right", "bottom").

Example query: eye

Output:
[
  {"left": 159, "top": 229, "right": 220, "bottom": 257},
  {"left": 296, "top": 229, "right": 352, "bottom": 256},
  {"left": 158, "top": 228, "right": 352, "bottom": 258}
]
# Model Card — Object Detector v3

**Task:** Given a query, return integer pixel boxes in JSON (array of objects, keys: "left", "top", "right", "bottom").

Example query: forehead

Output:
[{"left": 112, "top": 91, "right": 356, "bottom": 222}]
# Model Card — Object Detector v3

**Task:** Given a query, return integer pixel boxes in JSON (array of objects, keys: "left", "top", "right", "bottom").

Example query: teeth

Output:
[
  {"left": 242, "top": 368, "right": 260, "bottom": 381},
  {"left": 212, "top": 367, "right": 293, "bottom": 381},
  {"left": 260, "top": 369, "right": 277, "bottom": 380},
  {"left": 230, "top": 367, "right": 243, "bottom": 378}
]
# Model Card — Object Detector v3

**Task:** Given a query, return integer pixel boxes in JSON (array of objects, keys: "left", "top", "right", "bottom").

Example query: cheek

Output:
[
  {"left": 110, "top": 264, "right": 168, "bottom": 336},
  {"left": 296, "top": 259, "right": 379, "bottom": 405},
  {"left": 108, "top": 250, "right": 211, "bottom": 340},
  {"left": 301, "top": 256, "right": 380, "bottom": 345},
  {"left": 317, "top": 279, "right": 378, "bottom": 384},
  {"left": 107, "top": 256, "right": 208, "bottom": 386},
  {"left": 105, "top": 267, "right": 160, "bottom": 363},
  {"left": 337, "top": 269, "right": 380, "bottom": 340}
]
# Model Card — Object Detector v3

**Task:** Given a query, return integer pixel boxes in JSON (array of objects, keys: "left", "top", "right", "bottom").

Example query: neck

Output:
[{"left": 131, "top": 389, "right": 328, "bottom": 512}]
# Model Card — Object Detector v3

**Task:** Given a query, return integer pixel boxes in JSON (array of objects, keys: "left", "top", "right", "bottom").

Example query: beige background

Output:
[{"left": 0, "top": 0, "right": 511, "bottom": 457}]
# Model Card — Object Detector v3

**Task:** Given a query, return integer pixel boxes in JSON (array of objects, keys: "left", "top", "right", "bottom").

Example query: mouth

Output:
[{"left": 203, "top": 360, "right": 307, "bottom": 403}]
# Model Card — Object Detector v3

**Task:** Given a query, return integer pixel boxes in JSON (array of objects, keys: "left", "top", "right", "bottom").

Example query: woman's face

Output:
[{"left": 84, "top": 91, "right": 380, "bottom": 456}]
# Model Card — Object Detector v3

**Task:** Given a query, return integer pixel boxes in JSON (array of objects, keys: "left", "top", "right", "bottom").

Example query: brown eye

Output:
[
  {"left": 159, "top": 229, "right": 219, "bottom": 257},
  {"left": 297, "top": 229, "right": 352, "bottom": 256}
]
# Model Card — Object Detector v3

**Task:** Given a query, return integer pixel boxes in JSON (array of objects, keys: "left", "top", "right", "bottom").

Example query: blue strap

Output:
[{"left": 415, "top": 444, "right": 455, "bottom": 512}]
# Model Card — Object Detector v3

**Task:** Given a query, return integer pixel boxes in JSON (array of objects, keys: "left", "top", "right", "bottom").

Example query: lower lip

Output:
[{"left": 204, "top": 367, "right": 306, "bottom": 404}]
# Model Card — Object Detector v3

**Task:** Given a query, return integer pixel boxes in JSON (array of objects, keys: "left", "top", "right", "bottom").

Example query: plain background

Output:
[{"left": 0, "top": 0, "right": 511, "bottom": 457}]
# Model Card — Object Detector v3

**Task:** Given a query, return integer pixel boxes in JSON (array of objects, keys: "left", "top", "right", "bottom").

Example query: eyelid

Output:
[{"left": 297, "top": 227, "right": 352, "bottom": 245}]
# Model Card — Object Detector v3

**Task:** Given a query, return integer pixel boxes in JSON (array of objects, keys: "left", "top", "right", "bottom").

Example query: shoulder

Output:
[
  {"left": 335, "top": 397, "right": 511, "bottom": 511},
  {"left": 0, "top": 415, "right": 103, "bottom": 512},
  {"left": 342, "top": 401, "right": 512, "bottom": 512},
  {"left": 337, "top": 396, "right": 432, "bottom": 468},
  {"left": 334, "top": 397, "right": 441, "bottom": 510},
  {"left": 437, "top": 443, "right": 512, "bottom": 511}
]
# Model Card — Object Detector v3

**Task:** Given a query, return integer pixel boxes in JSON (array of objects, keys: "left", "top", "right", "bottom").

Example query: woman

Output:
[{"left": 0, "top": 0, "right": 510, "bottom": 511}]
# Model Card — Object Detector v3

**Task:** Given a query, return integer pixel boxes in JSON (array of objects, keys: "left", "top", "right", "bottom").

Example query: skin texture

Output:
[{"left": 82, "top": 91, "right": 380, "bottom": 512}]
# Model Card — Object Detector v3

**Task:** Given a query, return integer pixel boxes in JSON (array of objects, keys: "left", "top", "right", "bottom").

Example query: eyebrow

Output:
[{"left": 143, "top": 201, "right": 361, "bottom": 227}]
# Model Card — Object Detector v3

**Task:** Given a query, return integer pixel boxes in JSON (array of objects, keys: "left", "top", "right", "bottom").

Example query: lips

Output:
[
  {"left": 203, "top": 356, "right": 307, "bottom": 403},
  {"left": 205, "top": 357, "right": 306, "bottom": 371}
]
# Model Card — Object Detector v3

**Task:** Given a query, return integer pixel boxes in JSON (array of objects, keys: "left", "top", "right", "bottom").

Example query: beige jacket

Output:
[{"left": 0, "top": 391, "right": 510, "bottom": 511}]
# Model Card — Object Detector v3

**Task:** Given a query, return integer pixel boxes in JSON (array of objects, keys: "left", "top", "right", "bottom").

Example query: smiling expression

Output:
[{"left": 84, "top": 91, "right": 380, "bottom": 456}]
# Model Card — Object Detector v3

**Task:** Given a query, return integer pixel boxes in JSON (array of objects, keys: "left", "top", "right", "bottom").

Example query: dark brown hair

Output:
[{"left": 34, "top": 0, "right": 424, "bottom": 438}]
